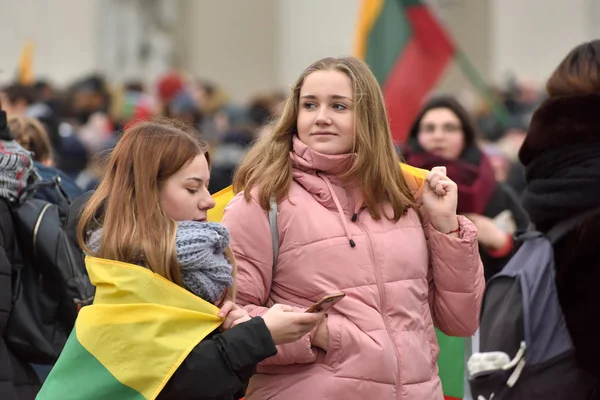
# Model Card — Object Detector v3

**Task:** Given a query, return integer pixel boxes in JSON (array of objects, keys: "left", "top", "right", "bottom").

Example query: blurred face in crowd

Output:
[
  {"left": 0, "top": 91, "right": 28, "bottom": 116},
  {"left": 417, "top": 107, "right": 465, "bottom": 160},
  {"left": 159, "top": 154, "right": 215, "bottom": 222},
  {"left": 297, "top": 70, "right": 355, "bottom": 155}
]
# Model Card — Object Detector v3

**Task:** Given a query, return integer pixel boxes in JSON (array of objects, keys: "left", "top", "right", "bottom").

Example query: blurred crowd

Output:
[{"left": 0, "top": 71, "right": 543, "bottom": 199}]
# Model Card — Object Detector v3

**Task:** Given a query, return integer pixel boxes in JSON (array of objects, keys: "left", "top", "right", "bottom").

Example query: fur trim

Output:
[{"left": 519, "top": 93, "right": 600, "bottom": 165}]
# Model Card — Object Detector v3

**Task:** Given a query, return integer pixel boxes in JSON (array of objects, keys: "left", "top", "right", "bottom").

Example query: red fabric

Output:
[
  {"left": 157, "top": 72, "right": 184, "bottom": 102},
  {"left": 405, "top": 151, "right": 498, "bottom": 215},
  {"left": 383, "top": 5, "right": 454, "bottom": 144},
  {"left": 486, "top": 233, "right": 514, "bottom": 258}
]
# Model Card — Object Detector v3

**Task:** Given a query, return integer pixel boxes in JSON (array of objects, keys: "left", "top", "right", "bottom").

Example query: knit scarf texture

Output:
[
  {"left": 87, "top": 221, "right": 234, "bottom": 303},
  {"left": 522, "top": 143, "right": 600, "bottom": 230}
]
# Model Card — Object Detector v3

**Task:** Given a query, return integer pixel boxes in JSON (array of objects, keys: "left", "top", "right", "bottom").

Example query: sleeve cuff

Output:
[{"left": 486, "top": 233, "right": 514, "bottom": 258}]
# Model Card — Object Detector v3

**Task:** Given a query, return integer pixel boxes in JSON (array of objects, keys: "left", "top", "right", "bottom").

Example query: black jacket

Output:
[
  {"left": 480, "top": 183, "right": 530, "bottom": 281},
  {"left": 544, "top": 214, "right": 600, "bottom": 397},
  {"left": 0, "top": 199, "right": 41, "bottom": 400},
  {"left": 158, "top": 317, "right": 276, "bottom": 400}
]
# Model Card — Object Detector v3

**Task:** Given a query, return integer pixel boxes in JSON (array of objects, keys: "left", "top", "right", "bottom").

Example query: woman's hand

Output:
[
  {"left": 311, "top": 317, "right": 329, "bottom": 351},
  {"left": 262, "top": 304, "right": 325, "bottom": 345},
  {"left": 218, "top": 300, "right": 251, "bottom": 330},
  {"left": 464, "top": 213, "right": 509, "bottom": 250},
  {"left": 422, "top": 166, "right": 460, "bottom": 234}
]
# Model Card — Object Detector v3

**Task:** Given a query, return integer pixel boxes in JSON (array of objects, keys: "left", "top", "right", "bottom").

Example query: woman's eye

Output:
[
  {"left": 187, "top": 189, "right": 198, "bottom": 194},
  {"left": 302, "top": 102, "right": 317, "bottom": 109},
  {"left": 333, "top": 103, "right": 347, "bottom": 111}
]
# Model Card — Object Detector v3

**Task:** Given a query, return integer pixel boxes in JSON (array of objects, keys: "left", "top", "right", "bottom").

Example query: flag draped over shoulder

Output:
[
  {"left": 37, "top": 257, "right": 223, "bottom": 400},
  {"left": 209, "top": 163, "right": 465, "bottom": 400}
]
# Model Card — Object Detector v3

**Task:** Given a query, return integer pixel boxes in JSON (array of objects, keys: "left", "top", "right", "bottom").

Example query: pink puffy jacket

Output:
[{"left": 222, "top": 137, "right": 485, "bottom": 399}]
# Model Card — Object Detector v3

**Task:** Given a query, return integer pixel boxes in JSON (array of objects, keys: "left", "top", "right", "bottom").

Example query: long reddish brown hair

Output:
[
  {"left": 78, "top": 118, "right": 235, "bottom": 294},
  {"left": 546, "top": 40, "right": 600, "bottom": 97}
]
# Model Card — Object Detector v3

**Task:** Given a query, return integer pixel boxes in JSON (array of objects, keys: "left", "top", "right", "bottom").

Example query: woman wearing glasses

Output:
[{"left": 404, "top": 96, "right": 529, "bottom": 281}]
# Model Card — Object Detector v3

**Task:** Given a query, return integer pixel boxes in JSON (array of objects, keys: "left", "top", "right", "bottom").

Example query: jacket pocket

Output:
[{"left": 321, "top": 313, "right": 342, "bottom": 370}]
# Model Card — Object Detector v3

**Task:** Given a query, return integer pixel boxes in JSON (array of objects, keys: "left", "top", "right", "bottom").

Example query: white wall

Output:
[
  {"left": 489, "top": 0, "right": 592, "bottom": 86},
  {"left": 1, "top": 0, "right": 598, "bottom": 102},
  {"left": 0, "top": 0, "right": 99, "bottom": 86},
  {"left": 276, "top": 0, "right": 360, "bottom": 90},
  {"left": 178, "top": 0, "right": 279, "bottom": 103}
]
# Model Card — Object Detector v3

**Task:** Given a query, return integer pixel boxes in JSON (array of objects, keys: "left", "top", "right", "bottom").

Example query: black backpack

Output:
[
  {"left": 468, "top": 211, "right": 598, "bottom": 399},
  {"left": 4, "top": 177, "right": 95, "bottom": 364}
]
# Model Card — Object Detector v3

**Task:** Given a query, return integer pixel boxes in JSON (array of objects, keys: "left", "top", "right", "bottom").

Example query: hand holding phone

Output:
[{"left": 305, "top": 292, "right": 345, "bottom": 313}]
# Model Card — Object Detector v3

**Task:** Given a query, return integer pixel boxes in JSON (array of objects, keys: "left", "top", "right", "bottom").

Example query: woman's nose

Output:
[{"left": 200, "top": 192, "right": 216, "bottom": 211}]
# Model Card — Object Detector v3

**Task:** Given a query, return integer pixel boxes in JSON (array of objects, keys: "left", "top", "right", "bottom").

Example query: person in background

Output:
[
  {"left": 404, "top": 96, "right": 529, "bottom": 281},
  {"left": 0, "top": 107, "right": 41, "bottom": 400},
  {"left": 518, "top": 39, "right": 600, "bottom": 395}
]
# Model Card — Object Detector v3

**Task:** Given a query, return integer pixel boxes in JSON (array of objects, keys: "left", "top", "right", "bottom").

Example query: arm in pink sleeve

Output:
[
  {"left": 222, "top": 193, "right": 318, "bottom": 365},
  {"left": 425, "top": 214, "right": 485, "bottom": 337}
]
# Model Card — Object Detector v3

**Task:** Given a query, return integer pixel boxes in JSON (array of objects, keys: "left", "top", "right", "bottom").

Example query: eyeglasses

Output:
[{"left": 419, "top": 123, "right": 462, "bottom": 134}]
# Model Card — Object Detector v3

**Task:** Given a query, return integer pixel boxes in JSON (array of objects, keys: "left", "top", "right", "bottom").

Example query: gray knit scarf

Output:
[{"left": 87, "top": 221, "right": 234, "bottom": 303}]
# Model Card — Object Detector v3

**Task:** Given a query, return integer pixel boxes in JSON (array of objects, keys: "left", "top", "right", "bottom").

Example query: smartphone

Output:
[{"left": 305, "top": 292, "right": 345, "bottom": 313}]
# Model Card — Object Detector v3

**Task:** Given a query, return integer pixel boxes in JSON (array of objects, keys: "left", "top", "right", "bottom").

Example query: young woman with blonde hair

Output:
[
  {"left": 40, "top": 119, "right": 324, "bottom": 400},
  {"left": 223, "top": 57, "right": 485, "bottom": 399}
]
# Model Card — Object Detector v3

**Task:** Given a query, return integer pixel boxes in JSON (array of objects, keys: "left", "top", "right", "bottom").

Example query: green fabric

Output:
[
  {"left": 364, "top": 0, "right": 412, "bottom": 84},
  {"left": 37, "top": 329, "right": 146, "bottom": 400},
  {"left": 436, "top": 328, "right": 465, "bottom": 398}
]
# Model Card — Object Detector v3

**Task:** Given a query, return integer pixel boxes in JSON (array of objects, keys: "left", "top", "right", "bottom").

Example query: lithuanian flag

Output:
[
  {"left": 207, "top": 165, "right": 466, "bottom": 400},
  {"left": 37, "top": 257, "right": 223, "bottom": 400},
  {"left": 355, "top": 0, "right": 454, "bottom": 144},
  {"left": 355, "top": 0, "right": 510, "bottom": 145}
]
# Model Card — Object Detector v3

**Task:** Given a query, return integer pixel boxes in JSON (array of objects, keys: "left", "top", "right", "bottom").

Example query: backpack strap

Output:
[
  {"left": 268, "top": 195, "right": 279, "bottom": 274},
  {"left": 545, "top": 208, "right": 600, "bottom": 245},
  {"left": 262, "top": 195, "right": 279, "bottom": 308}
]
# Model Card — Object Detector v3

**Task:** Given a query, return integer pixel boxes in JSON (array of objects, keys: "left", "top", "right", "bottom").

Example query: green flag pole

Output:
[{"left": 455, "top": 49, "right": 511, "bottom": 128}]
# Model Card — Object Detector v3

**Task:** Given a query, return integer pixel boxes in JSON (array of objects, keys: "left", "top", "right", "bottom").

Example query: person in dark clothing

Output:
[
  {"left": 208, "top": 129, "right": 255, "bottom": 194},
  {"left": 0, "top": 200, "right": 41, "bottom": 400},
  {"left": 404, "top": 96, "right": 529, "bottom": 280},
  {"left": 0, "top": 109, "right": 41, "bottom": 399},
  {"left": 48, "top": 118, "right": 324, "bottom": 400},
  {"left": 518, "top": 40, "right": 600, "bottom": 395}
]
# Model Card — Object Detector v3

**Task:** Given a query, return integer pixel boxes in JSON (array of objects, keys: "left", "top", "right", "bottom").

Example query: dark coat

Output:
[
  {"left": 158, "top": 317, "right": 276, "bottom": 400},
  {"left": 0, "top": 199, "right": 41, "bottom": 399},
  {"left": 519, "top": 93, "right": 600, "bottom": 395}
]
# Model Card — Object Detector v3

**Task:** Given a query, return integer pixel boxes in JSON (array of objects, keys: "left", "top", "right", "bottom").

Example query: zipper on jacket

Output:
[{"left": 355, "top": 220, "right": 403, "bottom": 400}]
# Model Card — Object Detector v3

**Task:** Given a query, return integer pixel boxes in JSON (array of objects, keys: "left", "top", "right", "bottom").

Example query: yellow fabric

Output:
[
  {"left": 208, "top": 186, "right": 234, "bottom": 223},
  {"left": 353, "top": 0, "right": 385, "bottom": 59},
  {"left": 77, "top": 257, "right": 223, "bottom": 400},
  {"left": 208, "top": 163, "right": 429, "bottom": 223},
  {"left": 18, "top": 40, "right": 35, "bottom": 85}
]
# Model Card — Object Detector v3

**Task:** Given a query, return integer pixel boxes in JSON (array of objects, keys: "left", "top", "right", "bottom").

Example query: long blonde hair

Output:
[
  {"left": 78, "top": 118, "right": 236, "bottom": 298},
  {"left": 233, "top": 56, "right": 415, "bottom": 221}
]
